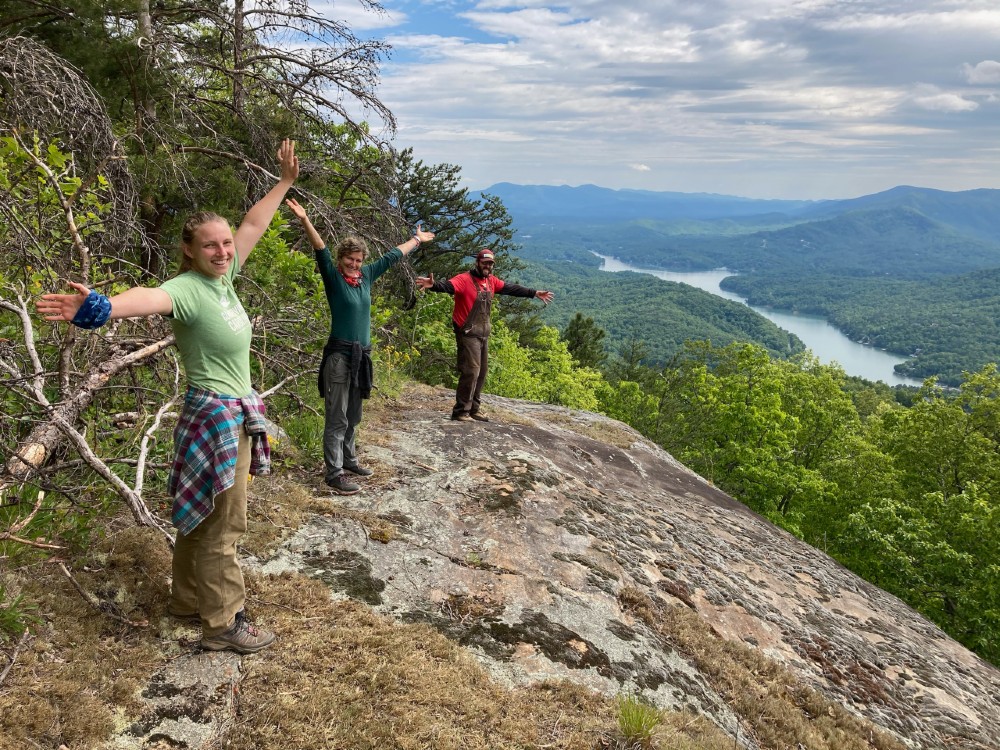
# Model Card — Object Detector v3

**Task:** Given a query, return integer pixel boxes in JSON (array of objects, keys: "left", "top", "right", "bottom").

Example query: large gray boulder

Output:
[{"left": 260, "top": 391, "right": 1000, "bottom": 750}]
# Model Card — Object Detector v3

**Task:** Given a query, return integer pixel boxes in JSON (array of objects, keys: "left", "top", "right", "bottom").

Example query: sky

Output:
[{"left": 310, "top": 0, "right": 1000, "bottom": 200}]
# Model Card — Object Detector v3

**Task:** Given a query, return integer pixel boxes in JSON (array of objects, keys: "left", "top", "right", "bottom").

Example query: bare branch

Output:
[
  {"left": 0, "top": 630, "right": 31, "bottom": 689},
  {"left": 4, "top": 334, "right": 175, "bottom": 483},
  {"left": 0, "top": 296, "right": 49, "bottom": 406},
  {"left": 258, "top": 371, "right": 308, "bottom": 400},
  {"left": 51, "top": 413, "right": 170, "bottom": 541},
  {"left": 134, "top": 361, "right": 181, "bottom": 496},
  {"left": 56, "top": 562, "right": 149, "bottom": 629}
]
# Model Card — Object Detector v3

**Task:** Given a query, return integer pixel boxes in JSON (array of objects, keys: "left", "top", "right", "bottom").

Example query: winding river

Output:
[{"left": 595, "top": 254, "right": 922, "bottom": 387}]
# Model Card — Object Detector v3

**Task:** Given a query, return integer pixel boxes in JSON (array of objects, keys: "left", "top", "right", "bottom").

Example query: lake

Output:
[{"left": 595, "top": 254, "right": 923, "bottom": 387}]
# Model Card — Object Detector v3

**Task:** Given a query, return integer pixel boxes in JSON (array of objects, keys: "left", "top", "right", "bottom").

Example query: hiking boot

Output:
[
  {"left": 342, "top": 464, "right": 374, "bottom": 477},
  {"left": 327, "top": 473, "right": 361, "bottom": 495},
  {"left": 470, "top": 413, "right": 489, "bottom": 422},
  {"left": 201, "top": 617, "right": 275, "bottom": 654},
  {"left": 452, "top": 414, "right": 474, "bottom": 422}
]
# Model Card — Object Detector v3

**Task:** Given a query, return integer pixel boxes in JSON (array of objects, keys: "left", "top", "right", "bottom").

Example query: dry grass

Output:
[
  {"left": 228, "top": 573, "right": 617, "bottom": 750},
  {"left": 0, "top": 525, "right": 174, "bottom": 750},
  {"left": 529, "top": 410, "right": 642, "bottom": 450},
  {"left": 617, "top": 587, "right": 908, "bottom": 750}
]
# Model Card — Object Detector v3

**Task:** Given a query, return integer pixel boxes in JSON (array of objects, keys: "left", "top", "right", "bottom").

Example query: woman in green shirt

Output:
[{"left": 37, "top": 140, "right": 299, "bottom": 654}]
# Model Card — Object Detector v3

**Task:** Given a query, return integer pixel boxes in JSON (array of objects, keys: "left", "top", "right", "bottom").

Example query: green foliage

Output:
[
  {"left": 420, "top": 318, "right": 602, "bottom": 411},
  {"left": 279, "top": 412, "right": 326, "bottom": 465},
  {"left": 615, "top": 692, "right": 662, "bottom": 748},
  {"left": 561, "top": 312, "right": 608, "bottom": 369},
  {"left": 0, "top": 582, "right": 40, "bottom": 641}
]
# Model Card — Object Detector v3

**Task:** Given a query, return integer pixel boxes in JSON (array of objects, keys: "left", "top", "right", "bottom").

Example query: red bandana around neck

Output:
[{"left": 341, "top": 270, "right": 362, "bottom": 287}]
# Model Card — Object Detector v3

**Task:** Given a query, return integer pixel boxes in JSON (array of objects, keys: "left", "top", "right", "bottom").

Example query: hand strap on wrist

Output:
[{"left": 71, "top": 290, "right": 112, "bottom": 329}]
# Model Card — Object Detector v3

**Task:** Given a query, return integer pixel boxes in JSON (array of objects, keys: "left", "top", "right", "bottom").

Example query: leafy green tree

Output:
[
  {"left": 605, "top": 338, "right": 653, "bottom": 387},
  {"left": 597, "top": 380, "right": 660, "bottom": 436},
  {"left": 394, "top": 149, "right": 516, "bottom": 274},
  {"left": 561, "top": 312, "right": 608, "bottom": 369}
]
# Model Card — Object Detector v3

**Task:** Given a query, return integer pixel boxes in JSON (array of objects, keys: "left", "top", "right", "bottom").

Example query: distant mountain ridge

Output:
[
  {"left": 798, "top": 185, "right": 1000, "bottom": 243},
  {"left": 483, "top": 181, "right": 1000, "bottom": 385},
  {"left": 478, "top": 182, "right": 819, "bottom": 221},
  {"left": 477, "top": 182, "right": 1000, "bottom": 245}
]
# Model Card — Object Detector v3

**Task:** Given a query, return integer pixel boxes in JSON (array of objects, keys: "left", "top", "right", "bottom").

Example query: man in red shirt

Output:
[{"left": 416, "top": 249, "right": 554, "bottom": 421}]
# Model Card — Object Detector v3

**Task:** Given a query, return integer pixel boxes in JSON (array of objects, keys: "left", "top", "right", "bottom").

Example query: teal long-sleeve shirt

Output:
[{"left": 315, "top": 246, "right": 403, "bottom": 346}]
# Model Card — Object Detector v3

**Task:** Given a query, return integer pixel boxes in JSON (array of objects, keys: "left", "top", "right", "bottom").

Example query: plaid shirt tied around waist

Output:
[{"left": 168, "top": 387, "right": 271, "bottom": 535}]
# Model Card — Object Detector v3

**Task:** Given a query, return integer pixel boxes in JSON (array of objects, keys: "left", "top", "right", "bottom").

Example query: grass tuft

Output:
[{"left": 616, "top": 692, "right": 662, "bottom": 748}]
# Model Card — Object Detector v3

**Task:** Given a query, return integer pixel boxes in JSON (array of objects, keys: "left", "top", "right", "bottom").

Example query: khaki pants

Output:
[{"left": 169, "top": 430, "right": 250, "bottom": 637}]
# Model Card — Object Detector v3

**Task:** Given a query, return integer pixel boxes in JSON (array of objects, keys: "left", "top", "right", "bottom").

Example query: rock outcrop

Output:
[{"left": 260, "top": 389, "right": 1000, "bottom": 750}]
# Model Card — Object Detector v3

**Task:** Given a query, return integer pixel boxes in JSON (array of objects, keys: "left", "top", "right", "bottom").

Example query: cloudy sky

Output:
[{"left": 316, "top": 0, "right": 1000, "bottom": 200}]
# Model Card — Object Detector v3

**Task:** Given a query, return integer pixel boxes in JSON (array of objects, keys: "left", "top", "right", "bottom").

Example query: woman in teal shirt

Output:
[{"left": 286, "top": 198, "right": 434, "bottom": 495}]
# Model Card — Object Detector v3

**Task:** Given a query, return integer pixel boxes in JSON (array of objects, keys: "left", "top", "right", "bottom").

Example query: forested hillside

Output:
[
  {"left": 723, "top": 269, "right": 1000, "bottom": 384},
  {"left": 515, "top": 261, "right": 804, "bottom": 363},
  {"left": 508, "top": 183, "right": 1000, "bottom": 384}
]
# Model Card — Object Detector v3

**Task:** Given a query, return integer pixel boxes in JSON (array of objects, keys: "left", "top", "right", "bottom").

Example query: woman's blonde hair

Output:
[
  {"left": 335, "top": 236, "right": 368, "bottom": 263},
  {"left": 177, "top": 211, "right": 229, "bottom": 273}
]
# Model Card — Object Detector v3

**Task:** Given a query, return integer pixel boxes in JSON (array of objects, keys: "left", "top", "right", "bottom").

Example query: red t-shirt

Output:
[{"left": 446, "top": 272, "right": 506, "bottom": 327}]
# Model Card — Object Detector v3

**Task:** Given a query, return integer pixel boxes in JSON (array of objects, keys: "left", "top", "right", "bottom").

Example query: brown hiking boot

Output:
[
  {"left": 470, "top": 413, "right": 489, "bottom": 422},
  {"left": 201, "top": 617, "right": 275, "bottom": 654}
]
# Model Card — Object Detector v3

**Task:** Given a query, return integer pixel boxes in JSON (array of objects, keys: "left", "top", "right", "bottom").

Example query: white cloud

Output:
[
  {"left": 911, "top": 88, "right": 979, "bottom": 112},
  {"left": 351, "top": 1, "right": 1000, "bottom": 198},
  {"left": 964, "top": 60, "right": 1000, "bottom": 84},
  {"left": 310, "top": 0, "right": 403, "bottom": 31}
]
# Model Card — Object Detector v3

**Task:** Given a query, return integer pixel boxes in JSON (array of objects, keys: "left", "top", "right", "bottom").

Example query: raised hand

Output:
[
  {"left": 285, "top": 197, "right": 307, "bottom": 221},
  {"left": 37, "top": 281, "right": 91, "bottom": 322},
  {"left": 415, "top": 273, "right": 435, "bottom": 291},
  {"left": 414, "top": 222, "right": 435, "bottom": 244},
  {"left": 278, "top": 138, "right": 298, "bottom": 183}
]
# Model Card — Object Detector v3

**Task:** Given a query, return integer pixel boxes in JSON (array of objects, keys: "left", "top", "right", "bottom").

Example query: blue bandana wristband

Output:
[{"left": 71, "top": 290, "right": 112, "bottom": 329}]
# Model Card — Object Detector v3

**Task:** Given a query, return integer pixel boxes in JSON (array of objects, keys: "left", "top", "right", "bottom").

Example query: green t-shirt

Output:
[{"left": 159, "top": 260, "right": 252, "bottom": 397}]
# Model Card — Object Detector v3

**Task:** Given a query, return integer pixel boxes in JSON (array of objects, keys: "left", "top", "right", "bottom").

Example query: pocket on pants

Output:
[{"left": 324, "top": 353, "right": 350, "bottom": 386}]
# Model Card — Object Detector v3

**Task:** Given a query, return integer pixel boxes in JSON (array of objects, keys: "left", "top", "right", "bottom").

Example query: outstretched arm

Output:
[
  {"left": 398, "top": 222, "right": 435, "bottom": 257},
  {"left": 234, "top": 139, "right": 299, "bottom": 265},
  {"left": 497, "top": 281, "right": 553, "bottom": 304},
  {"left": 285, "top": 198, "right": 325, "bottom": 251},
  {"left": 415, "top": 272, "right": 455, "bottom": 294},
  {"left": 37, "top": 281, "right": 172, "bottom": 324}
]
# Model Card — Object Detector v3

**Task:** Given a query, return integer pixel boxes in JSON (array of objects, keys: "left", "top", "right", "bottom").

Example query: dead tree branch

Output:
[{"left": 56, "top": 562, "right": 149, "bottom": 629}]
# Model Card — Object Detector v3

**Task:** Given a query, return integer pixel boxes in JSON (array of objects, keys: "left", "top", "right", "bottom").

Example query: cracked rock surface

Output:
[{"left": 262, "top": 390, "right": 1000, "bottom": 750}]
